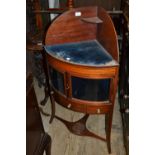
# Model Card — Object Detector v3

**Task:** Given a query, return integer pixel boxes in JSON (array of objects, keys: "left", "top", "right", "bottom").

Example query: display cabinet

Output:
[{"left": 44, "top": 6, "right": 119, "bottom": 153}]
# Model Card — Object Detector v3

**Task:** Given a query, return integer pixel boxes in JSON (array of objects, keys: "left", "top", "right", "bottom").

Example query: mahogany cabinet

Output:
[{"left": 44, "top": 6, "right": 119, "bottom": 154}]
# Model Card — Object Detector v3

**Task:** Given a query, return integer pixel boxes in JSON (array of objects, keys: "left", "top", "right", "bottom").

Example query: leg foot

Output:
[
  {"left": 105, "top": 112, "right": 113, "bottom": 154},
  {"left": 49, "top": 94, "right": 55, "bottom": 124},
  {"left": 45, "top": 135, "right": 51, "bottom": 155}
]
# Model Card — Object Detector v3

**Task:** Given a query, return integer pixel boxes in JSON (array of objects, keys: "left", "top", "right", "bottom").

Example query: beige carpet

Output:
[{"left": 34, "top": 79, "right": 126, "bottom": 155}]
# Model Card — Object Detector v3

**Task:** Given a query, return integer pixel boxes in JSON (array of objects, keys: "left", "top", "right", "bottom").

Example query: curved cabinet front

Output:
[{"left": 49, "top": 66, "right": 116, "bottom": 114}]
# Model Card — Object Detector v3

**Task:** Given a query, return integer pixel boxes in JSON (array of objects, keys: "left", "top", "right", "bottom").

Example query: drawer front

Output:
[
  {"left": 86, "top": 105, "right": 112, "bottom": 114},
  {"left": 54, "top": 92, "right": 86, "bottom": 113},
  {"left": 54, "top": 90, "right": 112, "bottom": 114},
  {"left": 66, "top": 102, "right": 86, "bottom": 113}
]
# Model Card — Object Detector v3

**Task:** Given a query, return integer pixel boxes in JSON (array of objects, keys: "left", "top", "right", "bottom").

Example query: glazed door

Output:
[{"left": 71, "top": 76, "right": 111, "bottom": 102}]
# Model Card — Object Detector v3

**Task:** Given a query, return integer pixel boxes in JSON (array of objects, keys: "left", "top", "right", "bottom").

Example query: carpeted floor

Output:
[{"left": 34, "top": 79, "right": 126, "bottom": 155}]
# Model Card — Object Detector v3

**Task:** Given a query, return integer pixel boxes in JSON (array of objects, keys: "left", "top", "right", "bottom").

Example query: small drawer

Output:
[
  {"left": 67, "top": 102, "right": 86, "bottom": 113},
  {"left": 56, "top": 96, "right": 87, "bottom": 113},
  {"left": 86, "top": 105, "right": 111, "bottom": 114}
]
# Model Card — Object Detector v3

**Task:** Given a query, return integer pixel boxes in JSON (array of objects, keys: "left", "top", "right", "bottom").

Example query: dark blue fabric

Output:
[
  {"left": 49, "top": 67, "right": 64, "bottom": 94},
  {"left": 45, "top": 40, "right": 113, "bottom": 66},
  {"left": 49, "top": 66, "right": 110, "bottom": 101},
  {"left": 72, "top": 77, "right": 110, "bottom": 101}
]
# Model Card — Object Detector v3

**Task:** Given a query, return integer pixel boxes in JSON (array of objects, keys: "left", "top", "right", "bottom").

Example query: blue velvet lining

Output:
[
  {"left": 45, "top": 40, "right": 113, "bottom": 66},
  {"left": 72, "top": 77, "right": 110, "bottom": 101}
]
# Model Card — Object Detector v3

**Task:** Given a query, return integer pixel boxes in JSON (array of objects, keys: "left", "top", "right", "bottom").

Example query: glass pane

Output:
[
  {"left": 49, "top": 67, "right": 65, "bottom": 94},
  {"left": 72, "top": 77, "right": 110, "bottom": 101}
]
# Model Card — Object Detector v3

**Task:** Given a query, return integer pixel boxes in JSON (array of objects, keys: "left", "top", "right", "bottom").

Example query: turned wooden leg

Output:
[
  {"left": 105, "top": 112, "right": 113, "bottom": 154},
  {"left": 40, "top": 49, "right": 55, "bottom": 123},
  {"left": 40, "top": 85, "right": 49, "bottom": 105},
  {"left": 45, "top": 137, "right": 51, "bottom": 155},
  {"left": 49, "top": 92, "right": 55, "bottom": 124},
  {"left": 40, "top": 50, "right": 50, "bottom": 106}
]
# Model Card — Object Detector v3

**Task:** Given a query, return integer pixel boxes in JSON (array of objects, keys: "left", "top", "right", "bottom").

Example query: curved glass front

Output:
[
  {"left": 49, "top": 67, "right": 111, "bottom": 102},
  {"left": 72, "top": 77, "right": 110, "bottom": 101}
]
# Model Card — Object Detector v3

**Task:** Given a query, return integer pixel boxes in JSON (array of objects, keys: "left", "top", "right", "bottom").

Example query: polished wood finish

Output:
[
  {"left": 45, "top": 7, "right": 97, "bottom": 45},
  {"left": 53, "top": 89, "right": 113, "bottom": 114},
  {"left": 47, "top": 54, "right": 118, "bottom": 78},
  {"left": 45, "top": 7, "right": 119, "bottom": 154},
  {"left": 67, "top": 0, "right": 74, "bottom": 9},
  {"left": 97, "top": 7, "right": 119, "bottom": 61}
]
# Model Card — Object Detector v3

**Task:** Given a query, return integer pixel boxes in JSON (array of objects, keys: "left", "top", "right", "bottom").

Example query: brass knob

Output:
[
  {"left": 97, "top": 109, "right": 101, "bottom": 114},
  {"left": 67, "top": 104, "right": 71, "bottom": 108}
]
